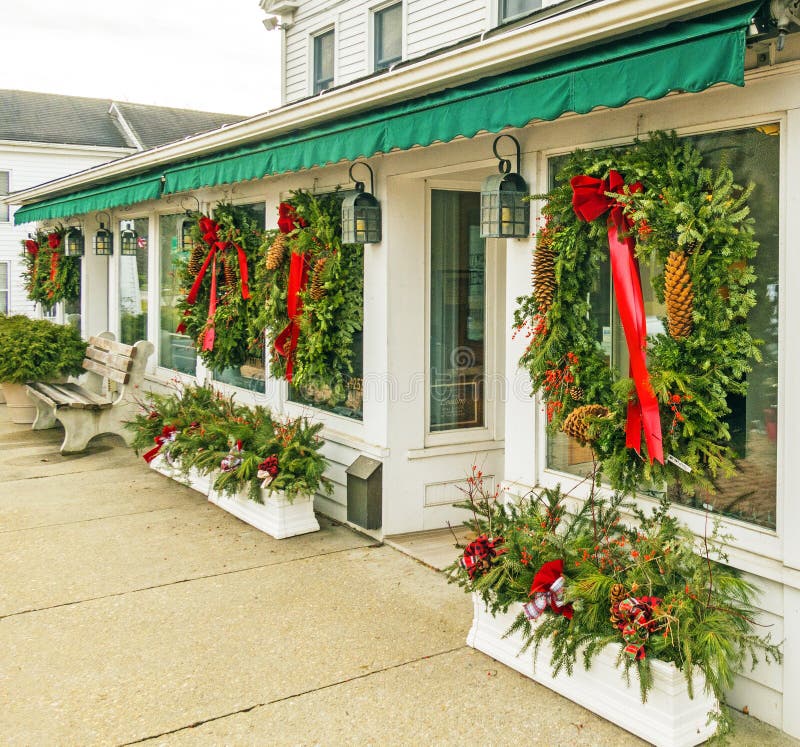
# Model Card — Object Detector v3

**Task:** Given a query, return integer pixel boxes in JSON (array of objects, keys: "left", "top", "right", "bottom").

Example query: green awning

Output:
[
  {"left": 15, "top": 1, "right": 760, "bottom": 223},
  {"left": 163, "top": 2, "right": 759, "bottom": 194},
  {"left": 13, "top": 172, "right": 164, "bottom": 225}
]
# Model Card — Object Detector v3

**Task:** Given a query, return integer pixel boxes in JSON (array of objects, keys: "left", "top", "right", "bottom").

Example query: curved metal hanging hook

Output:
[
  {"left": 95, "top": 210, "right": 112, "bottom": 227},
  {"left": 180, "top": 194, "right": 201, "bottom": 214},
  {"left": 492, "top": 134, "right": 522, "bottom": 175},
  {"left": 348, "top": 161, "right": 375, "bottom": 194}
]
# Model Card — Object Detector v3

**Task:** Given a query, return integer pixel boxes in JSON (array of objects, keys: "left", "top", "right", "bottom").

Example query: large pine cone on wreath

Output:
[
  {"left": 609, "top": 583, "right": 627, "bottom": 627},
  {"left": 223, "top": 254, "right": 237, "bottom": 287},
  {"left": 664, "top": 250, "right": 694, "bottom": 340},
  {"left": 562, "top": 404, "right": 610, "bottom": 445},
  {"left": 310, "top": 257, "right": 327, "bottom": 301},
  {"left": 532, "top": 237, "right": 556, "bottom": 314},
  {"left": 188, "top": 242, "right": 205, "bottom": 278},
  {"left": 266, "top": 233, "right": 287, "bottom": 271}
]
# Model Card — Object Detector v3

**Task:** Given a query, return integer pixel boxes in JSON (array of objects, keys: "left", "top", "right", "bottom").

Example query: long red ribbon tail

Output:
[
  {"left": 607, "top": 212, "right": 664, "bottom": 464},
  {"left": 142, "top": 444, "right": 163, "bottom": 464},
  {"left": 49, "top": 252, "right": 59, "bottom": 282},
  {"left": 185, "top": 245, "right": 217, "bottom": 305},
  {"left": 274, "top": 252, "right": 309, "bottom": 381},
  {"left": 201, "top": 253, "right": 218, "bottom": 351},
  {"left": 233, "top": 243, "right": 250, "bottom": 299}
]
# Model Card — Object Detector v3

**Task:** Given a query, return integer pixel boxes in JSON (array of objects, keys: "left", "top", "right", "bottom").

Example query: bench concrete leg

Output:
[
  {"left": 55, "top": 410, "right": 99, "bottom": 454},
  {"left": 31, "top": 398, "right": 58, "bottom": 430}
]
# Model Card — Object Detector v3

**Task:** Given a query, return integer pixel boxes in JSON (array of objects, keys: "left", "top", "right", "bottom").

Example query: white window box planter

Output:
[
  {"left": 467, "top": 594, "right": 717, "bottom": 747},
  {"left": 207, "top": 484, "right": 320, "bottom": 540},
  {"left": 148, "top": 454, "right": 211, "bottom": 496}
]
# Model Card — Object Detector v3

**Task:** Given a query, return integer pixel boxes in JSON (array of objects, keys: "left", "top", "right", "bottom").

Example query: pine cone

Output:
[
  {"left": 664, "top": 250, "right": 694, "bottom": 340},
  {"left": 266, "top": 233, "right": 286, "bottom": 271},
  {"left": 223, "top": 254, "right": 237, "bottom": 287},
  {"left": 310, "top": 256, "right": 327, "bottom": 301},
  {"left": 188, "top": 243, "right": 205, "bottom": 277},
  {"left": 569, "top": 386, "right": 584, "bottom": 402},
  {"left": 562, "top": 404, "right": 610, "bottom": 445},
  {"left": 609, "top": 583, "right": 627, "bottom": 627},
  {"left": 532, "top": 235, "right": 556, "bottom": 314}
]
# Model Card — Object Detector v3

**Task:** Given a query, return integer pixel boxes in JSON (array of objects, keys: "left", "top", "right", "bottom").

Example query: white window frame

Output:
[
  {"left": 498, "top": 0, "right": 543, "bottom": 25},
  {"left": 369, "top": 0, "right": 404, "bottom": 73},
  {"left": 0, "top": 169, "right": 10, "bottom": 223},
  {"left": 0, "top": 260, "right": 9, "bottom": 314},
  {"left": 424, "top": 179, "right": 504, "bottom": 448},
  {"left": 534, "top": 111, "right": 787, "bottom": 566},
  {"left": 309, "top": 23, "right": 336, "bottom": 96}
]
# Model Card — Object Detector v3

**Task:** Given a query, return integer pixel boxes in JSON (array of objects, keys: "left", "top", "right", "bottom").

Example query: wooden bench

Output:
[{"left": 26, "top": 333, "right": 154, "bottom": 454}]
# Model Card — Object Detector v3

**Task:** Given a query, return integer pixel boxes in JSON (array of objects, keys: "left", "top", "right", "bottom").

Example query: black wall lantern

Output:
[
  {"left": 178, "top": 195, "right": 201, "bottom": 254},
  {"left": 120, "top": 221, "right": 139, "bottom": 256},
  {"left": 94, "top": 211, "right": 113, "bottom": 256},
  {"left": 480, "top": 134, "right": 530, "bottom": 239},
  {"left": 342, "top": 162, "right": 381, "bottom": 244},
  {"left": 63, "top": 224, "right": 85, "bottom": 257}
]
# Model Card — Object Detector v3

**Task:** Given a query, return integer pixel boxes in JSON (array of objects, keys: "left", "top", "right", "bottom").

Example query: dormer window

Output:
[
  {"left": 374, "top": 2, "right": 402, "bottom": 72},
  {"left": 313, "top": 28, "right": 335, "bottom": 94},
  {"left": 500, "top": 0, "right": 542, "bottom": 23}
]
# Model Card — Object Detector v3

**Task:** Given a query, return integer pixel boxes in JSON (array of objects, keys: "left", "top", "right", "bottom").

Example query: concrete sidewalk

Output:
[{"left": 0, "top": 405, "right": 792, "bottom": 746}]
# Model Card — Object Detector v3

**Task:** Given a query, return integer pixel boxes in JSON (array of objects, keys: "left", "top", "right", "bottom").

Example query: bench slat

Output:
[
  {"left": 89, "top": 336, "right": 135, "bottom": 357},
  {"left": 85, "top": 346, "right": 135, "bottom": 373},
  {"left": 28, "top": 382, "right": 112, "bottom": 410},
  {"left": 82, "top": 357, "right": 130, "bottom": 385}
]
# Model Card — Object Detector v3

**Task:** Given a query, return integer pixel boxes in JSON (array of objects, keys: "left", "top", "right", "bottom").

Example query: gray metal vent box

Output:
[{"left": 346, "top": 455, "right": 382, "bottom": 530}]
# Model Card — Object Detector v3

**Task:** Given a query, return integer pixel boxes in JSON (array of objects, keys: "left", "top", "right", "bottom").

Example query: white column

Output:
[{"left": 80, "top": 213, "right": 110, "bottom": 337}]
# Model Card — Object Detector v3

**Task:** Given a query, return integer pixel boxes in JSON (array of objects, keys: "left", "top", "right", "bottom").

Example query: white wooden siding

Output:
[{"left": 0, "top": 144, "right": 132, "bottom": 318}]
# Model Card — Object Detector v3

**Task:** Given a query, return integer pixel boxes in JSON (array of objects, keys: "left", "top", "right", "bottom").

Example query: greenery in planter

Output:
[
  {"left": 0, "top": 316, "right": 86, "bottom": 383},
  {"left": 126, "top": 382, "right": 330, "bottom": 502},
  {"left": 448, "top": 469, "right": 781, "bottom": 740}
]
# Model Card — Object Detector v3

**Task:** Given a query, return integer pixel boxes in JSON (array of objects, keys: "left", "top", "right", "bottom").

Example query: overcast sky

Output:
[{"left": 0, "top": 0, "right": 282, "bottom": 116}]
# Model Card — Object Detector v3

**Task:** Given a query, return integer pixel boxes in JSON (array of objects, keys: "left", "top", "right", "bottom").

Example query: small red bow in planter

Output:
[
  {"left": 257, "top": 455, "right": 279, "bottom": 487},
  {"left": 523, "top": 559, "right": 573, "bottom": 621},
  {"left": 615, "top": 596, "right": 662, "bottom": 660},
  {"left": 142, "top": 424, "right": 178, "bottom": 464},
  {"left": 220, "top": 440, "right": 244, "bottom": 472},
  {"left": 459, "top": 535, "right": 507, "bottom": 579}
]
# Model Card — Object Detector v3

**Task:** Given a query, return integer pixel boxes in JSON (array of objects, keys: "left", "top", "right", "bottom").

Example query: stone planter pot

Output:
[
  {"left": 2, "top": 382, "right": 36, "bottom": 424},
  {"left": 208, "top": 484, "right": 320, "bottom": 539},
  {"left": 148, "top": 454, "right": 211, "bottom": 496},
  {"left": 467, "top": 594, "right": 717, "bottom": 747}
]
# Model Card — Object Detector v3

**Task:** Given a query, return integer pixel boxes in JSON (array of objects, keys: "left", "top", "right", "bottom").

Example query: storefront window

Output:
[
  {"left": 212, "top": 202, "right": 266, "bottom": 392},
  {"left": 429, "top": 190, "right": 485, "bottom": 432},
  {"left": 546, "top": 125, "right": 780, "bottom": 529},
  {"left": 159, "top": 213, "right": 196, "bottom": 374},
  {"left": 119, "top": 218, "right": 149, "bottom": 346}
]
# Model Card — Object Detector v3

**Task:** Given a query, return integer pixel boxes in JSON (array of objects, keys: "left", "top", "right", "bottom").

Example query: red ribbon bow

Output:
[
  {"left": 523, "top": 559, "right": 573, "bottom": 620},
  {"left": 277, "top": 202, "right": 307, "bottom": 234},
  {"left": 459, "top": 535, "right": 507, "bottom": 579},
  {"left": 47, "top": 233, "right": 60, "bottom": 249},
  {"left": 177, "top": 216, "right": 250, "bottom": 350},
  {"left": 615, "top": 596, "right": 662, "bottom": 660},
  {"left": 142, "top": 424, "right": 178, "bottom": 464},
  {"left": 571, "top": 170, "right": 664, "bottom": 465},
  {"left": 25, "top": 239, "right": 39, "bottom": 256},
  {"left": 274, "top": 252, "right": 310, "bottom": 381}
]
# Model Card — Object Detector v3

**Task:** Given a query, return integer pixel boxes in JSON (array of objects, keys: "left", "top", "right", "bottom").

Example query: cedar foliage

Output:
[{"left": 447, "top": 472, "right": 781, "bottom": 741}]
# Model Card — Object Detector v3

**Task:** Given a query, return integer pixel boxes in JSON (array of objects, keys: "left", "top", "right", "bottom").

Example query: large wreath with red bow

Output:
[
  {"left": 21, "top": 227, "right": 80, "bottom": 311},
  {"left": 176, "top": 203, "right": 263, "bottom": 370},
  {"left": 514, "top": 131, "right": 760, "bottom": 494}
]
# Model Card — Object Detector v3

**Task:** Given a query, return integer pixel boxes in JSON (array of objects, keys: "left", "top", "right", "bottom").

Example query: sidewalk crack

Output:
[{"left": 118, "top": 646, "right": 466, "bottom": 745}]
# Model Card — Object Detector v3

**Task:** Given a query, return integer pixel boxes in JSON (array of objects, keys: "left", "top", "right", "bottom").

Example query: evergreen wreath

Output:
[
  {"left": 514, "top": 131, "right": 760, "bottom": 495},
  {"left": 255, "top": 190, "right": 364, "bottom": 406},
  {"left": 21, "top": 227, "right": 80, "bottom": 311},
  {"left": 176, "top": 203, "right": 264, "bottom": 370}
]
